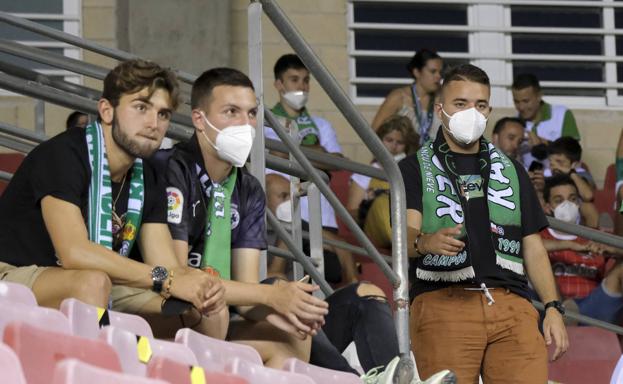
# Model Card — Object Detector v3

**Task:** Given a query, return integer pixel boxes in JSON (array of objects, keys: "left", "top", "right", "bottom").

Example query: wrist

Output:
[
  {"left": 544, "top": 300, "right": 565, "bottom": 315},
  {"left": 414, "top": 232, "right": 426, "bottom": 255}
]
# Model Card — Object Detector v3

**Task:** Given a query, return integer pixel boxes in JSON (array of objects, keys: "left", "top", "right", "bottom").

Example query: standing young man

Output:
[
  {"left": 160, "top": 67, "right": 328, "bottom": 368},
  {"left": 400, "top": 64, "right": 568, "bottom": 383},
  {"left": 0, "top": 60, "right": 225, "bottom": 337}
]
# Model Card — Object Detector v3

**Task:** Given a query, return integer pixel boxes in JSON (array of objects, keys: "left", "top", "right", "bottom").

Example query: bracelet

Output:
[
  {"left": 414, "top": 232, "right": 425, "bottom": 255},
  {"left": 162, "top": 270, "right": 174, "bottom": 299}
]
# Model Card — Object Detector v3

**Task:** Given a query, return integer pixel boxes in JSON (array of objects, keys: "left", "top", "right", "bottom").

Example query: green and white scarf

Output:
[
  {"left": 271, "top": 103, "right": 320, "bottom": 146},
  {"left": 86, "top": 122, "right": 144, "bottom": 256},
  {"left": 416, "top": 131, "right": 523, "bottom": 282},
  {"left": 200, "top": 167, "right": 238, "bottom": 280}
]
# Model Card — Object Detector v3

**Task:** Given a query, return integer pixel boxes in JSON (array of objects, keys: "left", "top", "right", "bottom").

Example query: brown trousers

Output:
[{"left": 410, "top": 287, "right": 548, "bottom": 384}]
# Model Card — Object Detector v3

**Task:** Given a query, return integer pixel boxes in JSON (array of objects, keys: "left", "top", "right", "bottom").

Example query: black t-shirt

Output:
[
  {"left": 0, "top": 128, "right": 167, "bottom": 267},
  {"left": 154, "top": 134, "right": 267, "bottom": 268},
  {"left": 399, "top": 151, "right": 548, "bottom": 299}
]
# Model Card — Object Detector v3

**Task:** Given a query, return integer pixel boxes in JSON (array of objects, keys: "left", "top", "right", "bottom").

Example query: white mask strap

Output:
[{"left": 199, "top": 111, "right": 220, "bottom": 150}]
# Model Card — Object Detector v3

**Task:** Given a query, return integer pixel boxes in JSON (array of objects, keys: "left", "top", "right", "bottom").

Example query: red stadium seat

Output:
[
  {"left": 52, "top": 358, "right": 167, "bottom": 384},
  {"left": 0, "top": 341, "right": 26, "bottom": 384},
  {"left": 175, "top": 327, "right": 263, "bottom": 370},
  {"left": 99, "top": 325, "right": 197, "bottom": 376},
  {"left": 548, "top": 326, "right": 621, "bottom": 384},
  {"left": 226, "top": 357, "right": 316, "bottom": 384},
  {"left": 61, "top": 298, "right": 153, "bottom": 339},
  {"left": 0, "top": 281, "right": 37, "bottom": 306},
  {"left": 147, "top": 355, "right": 249, "bottom": 384},
  {"left": 3, "top": 321, "right": 122, "bottom": 384},
  {"left": 0, "top": 298, "right": 70, "bottom": 335},
  {"left": 283, "top": 357, "right": 362, "bottom": 384}
]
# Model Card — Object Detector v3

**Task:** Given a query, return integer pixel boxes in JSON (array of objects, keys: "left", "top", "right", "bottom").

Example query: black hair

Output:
[
  {"left": 548, "top": 136, "right": 582, "bottom": 163},
  {"left": 493, "top": 117, "right": 524, "bottom": 135},
  {"left": 512, "top": 73, "right": 541, "bottom": 91},
  {"left": 406, "top": 49, "right": 442, "bottom": 76},
  {"left": 544, "top": 173, "right": 577, "bottom": 202},
  {"left": 191, "top": 67, "right": 255, "bottom": 109},
  {"left": 273, "top": 54, "right": 307, "bottom": 80},
  {"left": 65, "top": 111, "right": 88, "bottom": 130},
  {"left": 441, "top": 64, "right": 490, "bottom": 91}
]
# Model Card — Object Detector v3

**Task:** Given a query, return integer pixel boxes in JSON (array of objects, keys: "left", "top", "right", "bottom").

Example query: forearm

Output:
[
  {"left": 525, "top": 247, "right": 559, "bottom": 304},
  {"left": 61, "top": 241, "right": 154, "bottom": 288},
  {"left": 542, "top": 239, "right": 574, "bottom": 252},
  {"left": 571, "top": 174, "right": 594, "bottom": 201},
  {"left": 223, "top": 279, "right": 273, "bottom": 308}
]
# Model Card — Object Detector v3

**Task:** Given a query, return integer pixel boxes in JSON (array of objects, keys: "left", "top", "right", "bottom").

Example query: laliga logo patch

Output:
[
  {"left": 231, "top": 204, "right": 240, "bottom": 229},
  {"left": 167, "top": 187, "right": 183, "bottom": 224}
]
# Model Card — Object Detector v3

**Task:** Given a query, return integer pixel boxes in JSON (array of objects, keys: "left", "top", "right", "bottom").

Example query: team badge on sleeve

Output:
[{"left": 167, "top": 187, "right": 183, "bottom": 224}]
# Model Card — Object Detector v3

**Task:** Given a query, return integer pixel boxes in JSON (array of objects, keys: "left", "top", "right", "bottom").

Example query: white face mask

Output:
[
  {"left": 200, "top": 112, "right": 256, "bottom": 167},
  {"left": 441, "top": 107, "right": 487, "bottom": 145},
  {"left": 553, "top": 200, "right": 580, "bottom": 224},
  {"left": 275, "top": 200, "right": 292, "bottom": 223},
  {"left": 282, "top": 91, "right": 308, "bottom": 110},
  {"left": 393, "top": 152, "right": 406, "bottom": 162}
]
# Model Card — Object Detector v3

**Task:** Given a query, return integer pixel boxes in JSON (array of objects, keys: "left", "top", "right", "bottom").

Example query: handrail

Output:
[
  {"left": 0, "top": 39, "right": 109, "bottom": 80},
  {"left": 265, "top": 138, "right": 387, "bottom": 180},
  {"left": 548, "top": 217, "right": 623, "bottom": 250},
  {"left": 0, "top": 121, "right": 48, "bottom": 144},
  {"left": 0, "top": 11, "right": 197, "bottom": 85},
  {"left": 259, "top": 0, "right": 410, "bottom": 355}
]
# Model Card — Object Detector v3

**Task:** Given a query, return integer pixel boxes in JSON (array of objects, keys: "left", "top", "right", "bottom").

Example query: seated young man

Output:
[
  {"left": 159, "top": 67, "right": 328, "bottom": 368},
  {"left": 546, "top": 137, "right": 599, "bottom": 228},
  {"left": 0, "top": 59, "right": 225, "bottom": 337},
  {"left": 541, "top": 174, "right": 623, "bottom": 325},
  {"left": 265, "top": 53, "right": 358, "bottom": 284}
]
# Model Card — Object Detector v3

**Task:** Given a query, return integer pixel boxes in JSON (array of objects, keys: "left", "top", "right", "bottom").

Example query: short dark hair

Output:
[
  {"left": 441, "top": 64, "right": 490, "bottom": 92},
  {"left": 543, "top": 173, "right": 577, "bottom": 202},
  {"left": 548, "top": 136, "right": 582, "bottom": 163},
  {"left": 66, "top": 111, "right": 88, "bottom": 130},
  {"left": 512, "top": 73, "right": 541, "bottom": 91},
  {"left": 493, "top": 117, "right": 524, "bottom": 135},
  {"left": 191, "top": 67, "right": 255, "bottom": 109},
  {"left": 102, "top": 59, "right": 180, "bottom": 110},
  {"left": 406, "top": 49, "right": 442, "bottom": 76},
  {"left": 273, "top": 54, "right": 307, "bottom": 80}
]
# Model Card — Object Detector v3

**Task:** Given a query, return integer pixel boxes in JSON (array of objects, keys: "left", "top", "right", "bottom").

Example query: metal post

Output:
[
  {"left": 289, "top": 122, "right": 305, "bottom": 281},
  {"left": 248, "top": 1, "right": 268, "bottom": 280},
  {"left": 266, "top": 210, "right": 333, "bottom": 296},
  {"left": 307, "top": 182, "right": 325, "bottom": 299},
  {"left": 34, "top": 100, "right": 45, "bottom": 136}
]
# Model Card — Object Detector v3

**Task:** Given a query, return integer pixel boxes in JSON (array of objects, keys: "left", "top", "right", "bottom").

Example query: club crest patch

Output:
[{"left": 167, "top": 187, "right": 183, "bottom": 224}]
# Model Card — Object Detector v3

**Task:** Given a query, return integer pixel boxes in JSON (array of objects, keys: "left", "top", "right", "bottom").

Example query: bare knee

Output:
[
  {"left": 70, "top": 270, "right": 112, "bottom": 307},
  {"left": 357, "top": 282, "right": 386, "bottom": 299},
  {"left": 604, "top": 264, "right": 623, "bottom": 295}
]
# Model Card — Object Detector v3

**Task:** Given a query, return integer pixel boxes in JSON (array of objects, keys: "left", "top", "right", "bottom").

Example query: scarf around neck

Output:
[
  {"left": 271, "top": 103, "right": 320, "bottom": 146},
  {"left": 86, "top": 121, "right": 144, "bottom": 256},
  {"left": 416, "top": 130, "right": 523, "bottom": 282}
]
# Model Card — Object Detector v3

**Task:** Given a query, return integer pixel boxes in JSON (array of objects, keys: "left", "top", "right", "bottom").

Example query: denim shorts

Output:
[{"left": 575, "top": 280, "right": 623, "bottom": 324}]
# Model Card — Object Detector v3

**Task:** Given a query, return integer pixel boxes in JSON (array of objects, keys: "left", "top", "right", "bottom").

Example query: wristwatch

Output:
[
  {"left": 414, "top": 232, "right": 425, "bottom": 254},
  {"left": 151, "top": 266, "right": 169, "bottom": 293},
  {"left": 544, "top": 300, "right": 565, "bottom": 315}
]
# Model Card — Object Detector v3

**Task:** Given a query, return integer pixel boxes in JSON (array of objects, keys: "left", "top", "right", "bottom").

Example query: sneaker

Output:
[{"left": 360, "top": 356, "right": 456, "bottom": 384}]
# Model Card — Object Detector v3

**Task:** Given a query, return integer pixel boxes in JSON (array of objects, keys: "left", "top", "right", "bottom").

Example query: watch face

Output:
[{"left": 152, "top": 266, "right": 168, "bottom": 282}]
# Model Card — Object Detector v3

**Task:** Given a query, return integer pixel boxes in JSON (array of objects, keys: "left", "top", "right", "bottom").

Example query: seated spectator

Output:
[
  {"left": 347, "top": 115, "right": 417, "bottom": 248},
  {"left": 512, "top": 73, "right": 580, "bottom": 167},
  {"left": 0, "top": 59, "right": 226, "bottom": 338},
  {"left": 541, "top": 174, "right": 623, "bottom": 325},
  {"left": 157, "top": 67, "right": 329, "bottom": 368},
  {"left": 265, "top": 54, "right": 358, "bottom": 283},
  {"left": 265, "top": 172, "right": 453, "bottom": 384},
  {"left": 65, "top": 111, "right": 89, "bottom": 130},
  {"left": 546, "top": 137, "right": 599, "bottom": 228},
  {"left": 491, "top": 117, "right": 524, "bottom": 161},
  {"left": 371, "top": 49, "right": 443, "bottom": 146}
]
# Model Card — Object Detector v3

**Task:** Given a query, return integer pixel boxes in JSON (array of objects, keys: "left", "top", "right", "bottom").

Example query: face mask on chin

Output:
[
  {"left": 393, "top": 152, "right": 406, "bottom": 162},
  {"left": 553, "top": 200, "right": 580, "bottom": 224},
  {"left": 441, "top": 106, "right": 488, "bottom": 145},
  {"left": 282, "top": 91, "right": 309, "bottom": 110},
  {"left": 200, "top": 112, "right": 256, "bottom": 167}
]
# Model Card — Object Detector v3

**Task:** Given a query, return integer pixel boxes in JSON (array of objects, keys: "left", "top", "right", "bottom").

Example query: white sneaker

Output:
[{"left": 360, "top": 356, "right": 456, "bottom": 384}]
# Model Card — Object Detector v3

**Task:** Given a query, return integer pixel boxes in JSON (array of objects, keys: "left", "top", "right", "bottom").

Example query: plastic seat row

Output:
[{"left": 0, "top": 281, "right": 362, "bottom": 383}]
